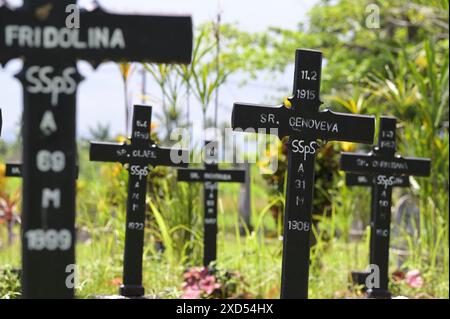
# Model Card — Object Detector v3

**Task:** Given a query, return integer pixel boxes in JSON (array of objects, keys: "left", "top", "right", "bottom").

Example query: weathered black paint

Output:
[
  {"left": 177, "top": 141, "right": 246, "bottom": 267},
  {"left": 90, "top": 105, "right": 188, "bottom": 297},
  {"left": 232, "top": 104, "right": 375, "bottom": 144},
  {"left": 340, "top": 154, "right": 431, "bottom": 177},
  {"left": 0, "top": 3, "right": 192, "bottom": 66},
  {"left": 345, "top": 173, "right": 409, "bottom": 187},
  {"left": 0, "top": 1, "right": 192, "bottom": 298},
  {"left": 231, "top": 49, "right": 375, "bottom": 299},
  {"left": 341, "top": 116, "right": 431, "bottom": 299},
  {"left": 177, "top": 169, "right": 245, "bottom": 183},
  {"left": 20, "top": 58, "right": 79, "bottom": 299}
]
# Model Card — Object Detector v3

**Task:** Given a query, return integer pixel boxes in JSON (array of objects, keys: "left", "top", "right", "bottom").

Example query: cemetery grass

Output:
[
  {"left": 0, "top": 159, "right": 448, "bottom": 299},
  {"left": 1, "top": 222, "right": 447, "bottom": 299}
]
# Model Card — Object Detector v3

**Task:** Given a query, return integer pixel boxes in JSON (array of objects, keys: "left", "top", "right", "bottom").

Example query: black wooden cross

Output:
[
  {"left": 0, "top": 1, "right": 192, "bottom": 298},
  {"left": 177, "top": 141, "right": 246, "bottom": 267},
  {"left": 340, "top": 116, "right": 431, "bottom": 298},
  {"left": 90, "top": 104, "right": 188, "bottom": 297},
  {"left": 231, "top": 49, "right": 375, "bottom": 299}
]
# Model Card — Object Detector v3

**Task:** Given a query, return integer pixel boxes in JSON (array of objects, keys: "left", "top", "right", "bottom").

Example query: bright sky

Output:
[{"left": 0, "top": 0, "right": 318, "bottom": 142}]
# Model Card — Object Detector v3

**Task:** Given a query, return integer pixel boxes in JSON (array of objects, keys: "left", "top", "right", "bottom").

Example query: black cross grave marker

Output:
[
  {"left": 90, "top": 104, "right": 188, "bottom": 297},
  {"left": 231, "top": 49, "right": 376, "bottom": 299},
  {"left": 0, "top": 1, "right": 192, "bottom": 298},
  {"left": 340, "top": 116, "right": 431, "bottom": 298},
  {"left": 177, "top": 141, "right": 246, "bottom": 267}
]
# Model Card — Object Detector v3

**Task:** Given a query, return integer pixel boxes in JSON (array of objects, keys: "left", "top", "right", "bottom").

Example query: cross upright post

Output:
[
  {"left": 177, "top": 141, "right": 246, "bottom": 267},
  {"left": 231, "top": 49, "right": 376, "bottom": 299},
  {"left": 89, "top": 104, "right": 188, "bottom": 297},
  {"left": 0, "top": 1, "right": 192, "bottom": 298},
  {"left": 345, "top": 117, "right": 409, "bottom": 290},
  {"left": 340, "top": 116, "right": 431, "bottom": 298}
]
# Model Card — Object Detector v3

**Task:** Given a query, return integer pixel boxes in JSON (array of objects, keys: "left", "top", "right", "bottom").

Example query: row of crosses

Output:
[
  {"left": 0, "top": 1, "right": 431, "bottom": 299},
  {"left": 232, "top": 49, "right": 430, "bottom": 299}
]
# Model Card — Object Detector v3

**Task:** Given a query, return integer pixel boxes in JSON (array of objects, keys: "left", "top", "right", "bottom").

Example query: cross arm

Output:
[
  {"left": 397, "top": 156, "right": 431, "bottom": 177},
  {"left": 89, "top": 141, "right": 128, "bottom": 164},
  {"left": 312, "top": 110, "right": 375, "bottom": 144},
  {"left": 345, "top": 173, "right": 371, "bottom": 186},
  {"left": 178, "top": 168, "right": 246, "bottom": 183},
  {"left": 278, "top": 109, "right": 375, "bottom": 143},
  {"left": 232, "top": 102, "right": 375, "bottom": 144},
  {"left": 83, "top": 9, "right": 193, "bottom": 64},
  {"left": 150, "top": 145, "right": 189, "bottom": 168},
  {"left": 340, "top": 152, "right": 431, "bottom": 177},
  {"left": 346, "top": 173, "right": 410, "bottom": 187},
  {"left": 5, "top": 162, "right": 22, "bottom": 177},
  {"left": 231, "top": 102, "right": 283, "bottom": 137},
  {"left": 90, "top": 141, "right": 189, "bottom": 167},
  {"left": 0, "top": 4, "right": 193, "bottom": 66}
]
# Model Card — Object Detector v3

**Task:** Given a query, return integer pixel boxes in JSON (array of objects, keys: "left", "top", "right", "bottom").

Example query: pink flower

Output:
[
  {"left": 182, "top": 286, "right": 202, "bottom": 299},
  {"left": 181, "top": 266, "right": 222, "bottom": 298},
  {"left": 405, "top": 269, "right": 424, "bottom": 288},
  {"left": 183, "top": 267, "right": 204, "bottom": 284}
]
